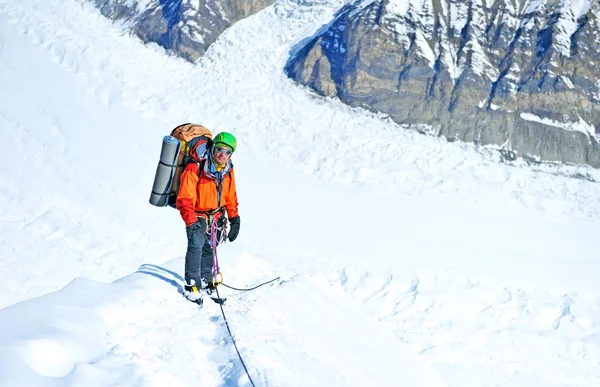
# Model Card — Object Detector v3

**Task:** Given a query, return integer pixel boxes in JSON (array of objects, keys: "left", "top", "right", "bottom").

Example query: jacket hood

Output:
[{"left": 189, "top": 139, "right": 210, "bottom": 162}]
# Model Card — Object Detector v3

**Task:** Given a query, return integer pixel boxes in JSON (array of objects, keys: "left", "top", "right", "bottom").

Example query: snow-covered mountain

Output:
[
  {"left": 1, "top": 0, "right": 600, "bottom": 386},
  {"left": 89, "top": 0, "right": 274, "bottom": 61},
  {"left": 286, "top": 0, "right": 600, "bottom": 168}
]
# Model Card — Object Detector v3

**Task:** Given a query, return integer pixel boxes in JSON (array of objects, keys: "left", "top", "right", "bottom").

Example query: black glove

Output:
[{"left": 227, "top": 216, "right": 240, "bottom": 242}]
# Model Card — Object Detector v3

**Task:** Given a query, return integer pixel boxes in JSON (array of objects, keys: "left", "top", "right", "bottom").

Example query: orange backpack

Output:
[{"left": 150, "top": 123, "right": 213, "bottom": 208}]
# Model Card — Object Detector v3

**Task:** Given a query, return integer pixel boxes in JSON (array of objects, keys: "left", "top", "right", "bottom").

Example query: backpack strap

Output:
[{"left": 196, "top": 159, "right": 206, "bottom": 177}]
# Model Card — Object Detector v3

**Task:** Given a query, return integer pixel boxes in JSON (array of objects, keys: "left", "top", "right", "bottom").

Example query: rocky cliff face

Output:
[
  {"left": 286, "top": 0, "right": 600, "bottom": 167},
  {"left": 90, "top": 0, "right": 274, "bottom": 62}
]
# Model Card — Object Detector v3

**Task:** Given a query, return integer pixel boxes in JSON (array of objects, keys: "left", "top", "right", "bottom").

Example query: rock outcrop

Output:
[
  {"left": 90, "top": 0, "right": 274, "bottom": 62},
  {"left": 286, "top": 0, "right": 600, "bottom": 167}
]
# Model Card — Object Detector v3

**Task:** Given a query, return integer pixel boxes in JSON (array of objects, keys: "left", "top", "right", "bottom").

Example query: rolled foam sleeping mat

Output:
[{"left": 149, "top": 135, "right": 180, "bottom": 206}]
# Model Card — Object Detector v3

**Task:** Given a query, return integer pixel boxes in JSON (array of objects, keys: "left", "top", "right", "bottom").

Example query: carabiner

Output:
[{"left": 212, "top": 272, "right": 224, "bottom": 288}]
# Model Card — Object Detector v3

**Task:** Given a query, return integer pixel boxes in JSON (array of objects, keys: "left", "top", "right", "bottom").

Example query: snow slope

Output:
[
  {"left": 0, "top": 258, "right": 449, "bottom": 386},
  {"left": 0, "top": 0, "right": 599, "bottom": 386}
]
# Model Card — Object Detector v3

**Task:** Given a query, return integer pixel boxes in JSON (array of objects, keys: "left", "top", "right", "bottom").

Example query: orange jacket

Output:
[{"left": 176, "top": 148, "right": 239, "bottom": 226}]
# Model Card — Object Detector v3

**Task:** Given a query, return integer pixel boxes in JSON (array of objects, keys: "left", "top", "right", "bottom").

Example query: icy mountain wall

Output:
[
  {"left": 286, "top": 0, "right": 600, "bottom": 167},
  {"left": 89, "top": 0, "right": 274, "bottom": 61}
]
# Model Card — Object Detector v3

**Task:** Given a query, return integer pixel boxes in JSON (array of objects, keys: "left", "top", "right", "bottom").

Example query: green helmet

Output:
[{"left": 213, "top": 132, "right": 237, "bottom": 152}]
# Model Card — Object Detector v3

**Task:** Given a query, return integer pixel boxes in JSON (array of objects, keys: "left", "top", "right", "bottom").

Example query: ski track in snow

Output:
[{"left": 1, "top": 0, "right": 600, "bottom": 386}]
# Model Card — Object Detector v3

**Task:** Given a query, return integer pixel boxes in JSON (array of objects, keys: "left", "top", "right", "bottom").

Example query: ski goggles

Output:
[{"left": 214, "top": 146, "right": 233, "bottom": 156}]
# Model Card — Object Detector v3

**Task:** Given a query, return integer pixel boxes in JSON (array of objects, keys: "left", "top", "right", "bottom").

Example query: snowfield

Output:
[{"left": 0, "top": 0, "right": 599, "bottom": 386}]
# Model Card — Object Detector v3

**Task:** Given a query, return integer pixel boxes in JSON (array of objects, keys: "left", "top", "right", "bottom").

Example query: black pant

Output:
[{"left": 184, "top": 220, "right": 214, "bottom": 287}]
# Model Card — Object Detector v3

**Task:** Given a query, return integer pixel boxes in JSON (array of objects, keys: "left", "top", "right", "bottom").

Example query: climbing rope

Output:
[
  {"left": 208, "top": 213, "right": 225, "bottom": 287},
  {"left": 214, "top": 285, "right": 256, "bottom": 387},
  {"left": 207, "top": 215, "right": 255, "bottom": 385},
  {"left": 207, "top": 216, "right": 281, "bottom": 386},
  {"left": 222, "top": 277, "right": 280, "bottom": 292}
]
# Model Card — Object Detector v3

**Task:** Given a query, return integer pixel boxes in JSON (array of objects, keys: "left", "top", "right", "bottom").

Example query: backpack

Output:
[{"left": 149, "top": 123, "right": 212, "bottom": 208}]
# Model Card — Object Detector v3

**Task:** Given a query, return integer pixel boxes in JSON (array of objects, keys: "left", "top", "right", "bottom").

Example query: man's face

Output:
[{"left": 213, "top": 145, "right": 233, "bottom": 164}]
